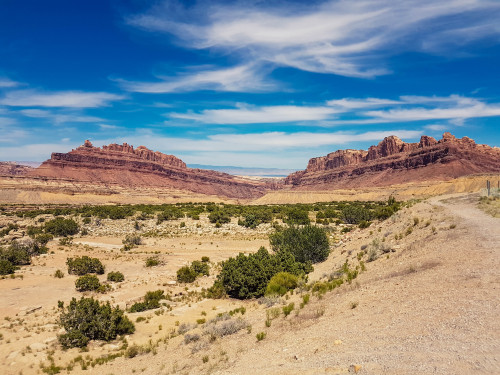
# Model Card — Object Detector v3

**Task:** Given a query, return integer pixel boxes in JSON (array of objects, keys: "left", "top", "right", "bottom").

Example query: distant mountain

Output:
[
  {"left": 188, "top": 164, "right": 296, "bottom": 177},
  {"left": 28, "top": 140, "right": 268, "bottom": 199},
  {"left": 285, "top": 132, "right": 500, "bottom": 189}
]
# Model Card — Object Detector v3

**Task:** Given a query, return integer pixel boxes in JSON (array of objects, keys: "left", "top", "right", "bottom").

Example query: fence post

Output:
[{"left": 487, "top": 180, "right": 490, "bottom": 196}]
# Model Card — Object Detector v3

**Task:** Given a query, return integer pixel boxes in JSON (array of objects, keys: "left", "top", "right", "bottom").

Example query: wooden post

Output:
[{"left": 487, "top": 180, "right": 490, "bottom": 196}]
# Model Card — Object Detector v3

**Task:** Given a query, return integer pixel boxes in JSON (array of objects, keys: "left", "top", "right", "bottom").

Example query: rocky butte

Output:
[
  {"left": 284, "top": 133, "right": 500, "bottom": 189},
  {"left": 28, "top": 140, "right": 267, "bottom": 199}
]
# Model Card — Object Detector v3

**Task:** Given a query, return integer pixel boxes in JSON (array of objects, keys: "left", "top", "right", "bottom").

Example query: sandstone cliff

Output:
[
  {"left": 29, "top": 141, "right": 267, "bottom": 199},
  {"left": 284, "top": 133, "right": 500, "bottom": 189}
]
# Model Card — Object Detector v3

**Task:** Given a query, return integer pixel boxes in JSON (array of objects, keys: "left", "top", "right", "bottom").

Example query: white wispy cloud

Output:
[
  {"left": 170, "top": 104, "right": 340, "bottom": 124},
  {"left": 119, "top": 64, "right": 276, "bottom": 93},
  {"left": 365, "top": 102, "right": 500, "bottom": 122},
  {"left": 0, "top": 90, "right": 124, "bottom": 108},
  {"left": 127, "top": 0, "right": 500, "bottom": 80},
  {"left": 19, "top": 109, "right": 103, "bottom": 124},
  {"left": 0, "top": 77, "right": 21, "bottom": 88},
  {"left": 166, "top": 95, "right": 500, "bottom": 125}
]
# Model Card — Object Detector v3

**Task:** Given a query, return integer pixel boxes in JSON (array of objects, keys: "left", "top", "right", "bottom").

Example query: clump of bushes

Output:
[
  {"left": 129, "top": 290, "right": 164, "bottom": 313},
  {"left": 107, "top": 271, "right": 124, "bottom": 282},
  {"left": 122, "top": 234, "right": 142, "bottom": 251},
  {"left": 265, "top": 272, "right": 298, "bottom": 296},
  {"left": 0, "top": 259, "right": 15, "bottom": 275},
  {"left": 284, "top": 208, "right": 310, "bottom": 225},
  {"left": 212, "top": 247, "right": 310, "bottom": 299},
  {"left": 58, "top": 297, "right": 135, "bottom": 348},
  {"left": 0, "top": 238, "right": 48, "bottom": 274},
  {"left": 208, "top": 210, "right": 231, "bottom": 226},
  {"left": 177, "top": 259, "right": 210, "bottom": 283},
  {"left": 66, "top": 256, "right": 105, "bottom": 275},
  {"left": 44, "top": 218, "right": 79, "bottom": 237},
  {"left": 269, "top": 225, "right": 330, "bottom": 264}
]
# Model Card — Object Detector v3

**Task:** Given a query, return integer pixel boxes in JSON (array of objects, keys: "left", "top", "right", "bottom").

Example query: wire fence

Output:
[{"left": 480, "top": 180, "right": 500, "bottom": 197}]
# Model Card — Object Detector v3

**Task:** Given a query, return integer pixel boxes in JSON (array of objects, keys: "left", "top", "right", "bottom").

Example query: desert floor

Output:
[{"left": 0, "top": 193, "right": 498, "bottom": 375}]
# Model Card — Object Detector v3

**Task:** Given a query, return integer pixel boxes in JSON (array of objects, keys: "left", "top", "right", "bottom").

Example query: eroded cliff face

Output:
[
  {"left": 284, "top": 133, "right": 500, "bottom": 189},
  {"left": 29, "top": 141, "right": 267, "bottom": 199}
]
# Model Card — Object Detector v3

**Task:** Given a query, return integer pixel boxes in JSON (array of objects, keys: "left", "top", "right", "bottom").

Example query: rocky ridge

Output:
[
  {"left": 0, "top": 162, "right": 34, "bottom": 176},
  {"left": 28, "top": 140, "right": 267, "bottom": 199},
  {"left": 285, "top": 133, "right": 500, "bottom": 189}
]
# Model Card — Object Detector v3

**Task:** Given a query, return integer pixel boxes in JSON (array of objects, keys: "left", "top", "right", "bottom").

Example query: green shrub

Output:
[
  {"left": 256, "top": 332, "right": 266, "bottom": 341},
  {"left": 208, "top": 210, "right": 231, "bottom": 225},
  {"left": 358, "top": 220, "right": 371, "bottom": 229},
  {"left": 177, "top": 265, "right": 197, "bottom": 283},
  {"left": 58, "top": 297, "right": 135, "bottom": 348},
  {"left": 269, "top": 225, "right": 329, "bottom": 264},
  {"left": 122, "top": 234, "right": 142, "bottom": 247},
  {"left": 0, "top": 239, "right": 47, "bottom": 267},
  {"left": 341, "top": 205, "right": 372, "bottom": 224},
  {"left": 75, "top": 275, "right": 101, "bottom": 292},
  {"left": 201, "top": 256, "right": 210, "bottom": 263},
  {"left": 191, "top": 260, "right": 209, "bottom": 276},
  {"left": 82, "top": 217, "right": 91, "bottom": 225},
  {"left": 44, "top": 218, "right": 79, "bottom": 237},
  {"left": 284, "top": 208, "right": 310, "bottom": 225},
  {"left": 145, "top": 257, "right": 160, "bottom": 267},
  {"left": 265, "top": 272, "right": 298, "bottom": 296},
  {"left": 34, "top": 233, "right": 53, "bottom": 245},
  {"left": 107, "top": 271, "right": 124, "bottom": 282},
  {"left": 129, "top": 290, "right": 164, "bottom": 313},
  {"left": 282, "top": 302, "right": 294, "bottom": 317},
  {"left": 214, "top": 247, "right": 309, "bottom": 299},
  {"left": 0, "top": 260, "right": 15, "bottom": 275},
  {"left": 67, "top": 256, "right": 105, "bottom": 275},
  {"left": 54, "top": 269, "right": 64, "bottom": 278}
]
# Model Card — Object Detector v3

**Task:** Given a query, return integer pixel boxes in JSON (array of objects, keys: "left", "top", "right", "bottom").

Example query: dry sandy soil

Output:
[{"left": 0, "top": 193, "right": 498, "bottom": 375}]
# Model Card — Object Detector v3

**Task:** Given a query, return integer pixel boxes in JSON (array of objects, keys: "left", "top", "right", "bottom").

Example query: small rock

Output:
[
  {"left": 44, "top": 337, "right": 57, "bottom": 344},
  {"left": 29, "top": 342, "right": 47, "bottom": 352},
  {"left": 7, "top": 351, "right": 19, "bottom": 360},
  {"left": 349, "top": 364, "right": 362, "bottom": 373},
  {"left": 334, "top": 339, "right": 342, "bottom": 345}
]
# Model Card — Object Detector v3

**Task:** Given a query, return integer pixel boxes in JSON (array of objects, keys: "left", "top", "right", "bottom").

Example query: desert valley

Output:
[{"left": 0, "top": 133, "right": 499, "bottom": 375}]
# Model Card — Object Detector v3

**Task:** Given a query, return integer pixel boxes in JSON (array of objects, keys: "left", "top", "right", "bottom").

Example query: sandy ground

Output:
[{"left": 0, "top": 193, "right": 498, "bottom": 374}]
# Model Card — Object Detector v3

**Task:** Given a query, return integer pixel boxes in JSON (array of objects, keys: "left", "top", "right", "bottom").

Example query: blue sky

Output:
[{"left": 1, "top": 0, "right": 500, "bottom": 169}]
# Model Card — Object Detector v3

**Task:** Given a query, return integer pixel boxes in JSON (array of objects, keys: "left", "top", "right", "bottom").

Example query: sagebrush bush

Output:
[
  {"left": 54, "top": 269, "right": 64, "bottom": 278},
  {"left": 107, "top": 271, "right": 124, "bottom": 282},
  {"left": 58, "top": 297, "right": 135, "bottom": 348},
  {"left": 145, "top": 257, "right": 160, "bottom": 267},
  {"left": 269, "top": 225, "right": 329, "bottom": 264},
  {"left": 44, "top": 218, "right": 79, "bottom": 237},
  {"left": 203, "top": 316, "right": 247, "bottom": 339},
  {"left": 75, "top": 275, "right": 101, "bottom": 292},
  {"left": 265, "top": 272, "right": 298, "bottom": 296},
  {"left": 67, "top": 256, "right": 105, "bottom": 275}
]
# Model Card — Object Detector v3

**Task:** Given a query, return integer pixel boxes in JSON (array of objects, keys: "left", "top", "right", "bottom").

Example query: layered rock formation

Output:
[
  {"left": 29, "top": 141, "right": 267, "bottom": 199},
  {"left": 0, "top": 162, "right": 34, "bottom": 176},
  {"left": 285, "top": 133, "right": 500, "bottom": 189}
]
